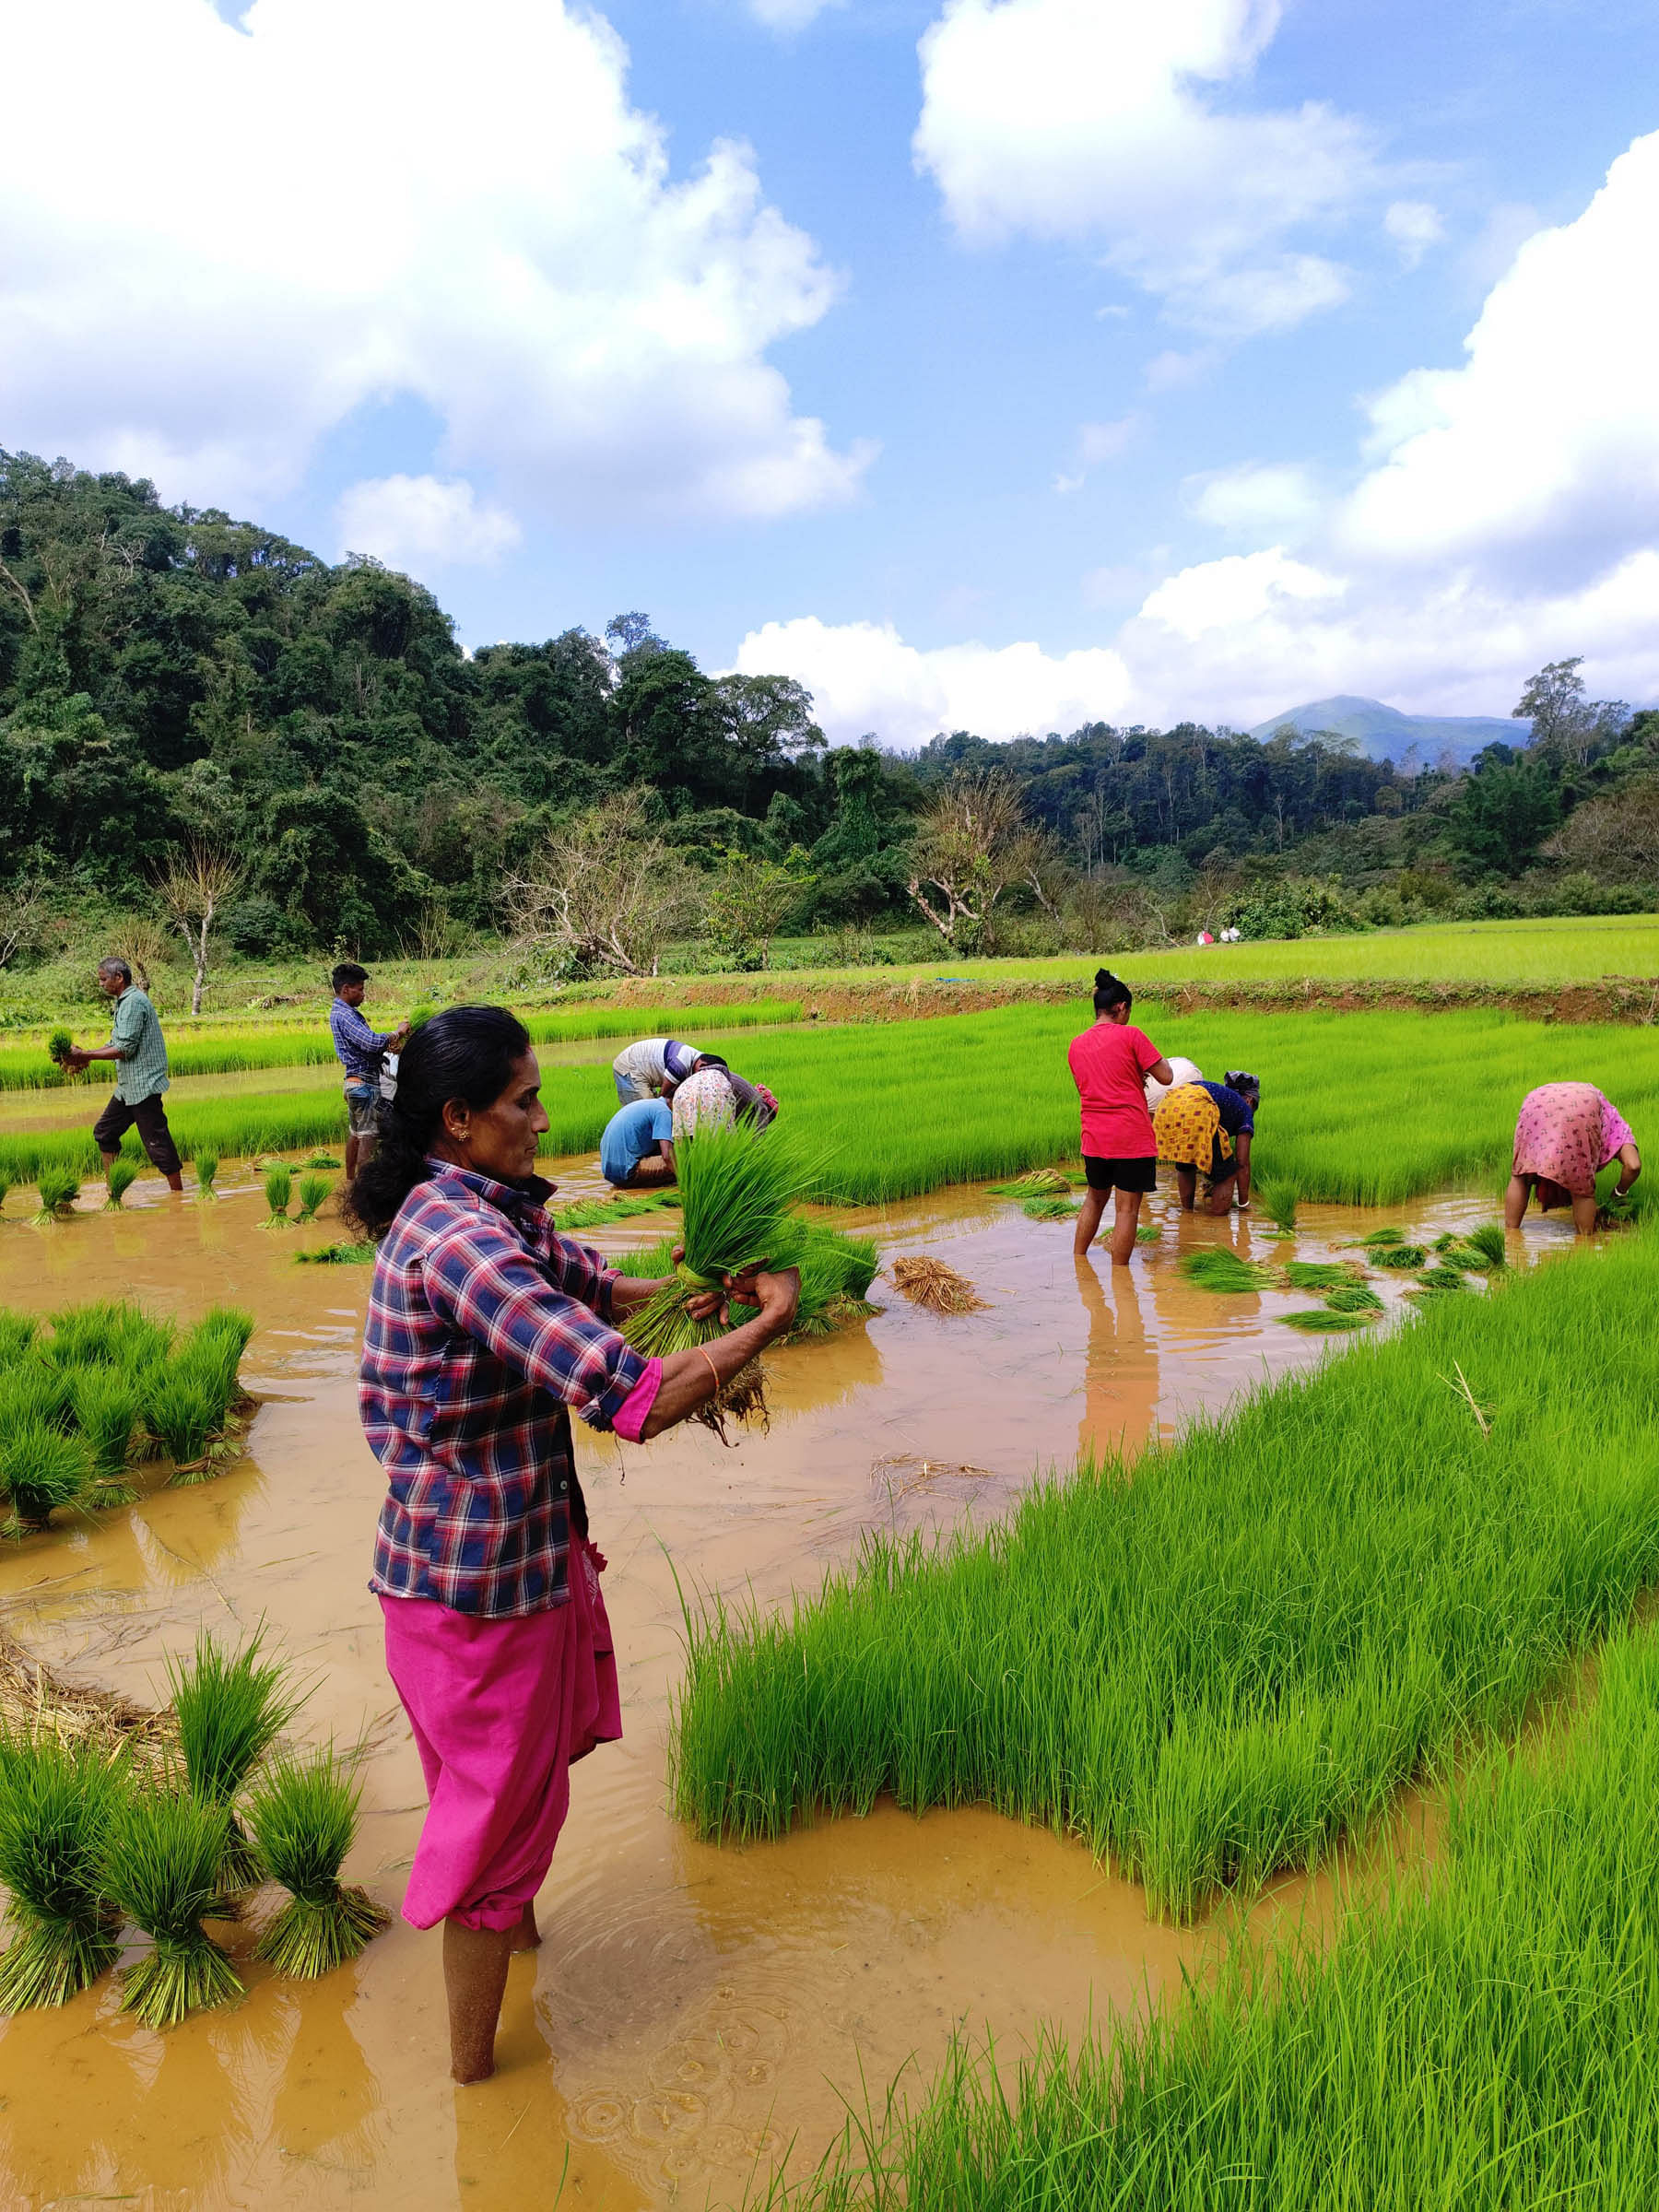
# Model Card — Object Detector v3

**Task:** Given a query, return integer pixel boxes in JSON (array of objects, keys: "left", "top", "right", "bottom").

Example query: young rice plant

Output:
[
  {"left": 0, "top": 1738, "right": 128, "bottom": 2012},
  {"left": 247, "top": 1753, "right": 389, "bottom": 1977}
]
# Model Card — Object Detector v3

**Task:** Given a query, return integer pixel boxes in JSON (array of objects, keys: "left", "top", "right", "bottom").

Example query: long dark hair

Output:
[
  {"left": 345, "top": 1006, "right": 531, "bottom": 1239},
  {"left": 1093, "top": 968, "right": 1133, "bottom": 1016}
]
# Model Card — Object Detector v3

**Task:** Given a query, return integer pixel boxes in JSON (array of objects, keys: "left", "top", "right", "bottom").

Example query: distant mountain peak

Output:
[{"left": 1247, "top": 694, "right": 1528, "bottom": 767}]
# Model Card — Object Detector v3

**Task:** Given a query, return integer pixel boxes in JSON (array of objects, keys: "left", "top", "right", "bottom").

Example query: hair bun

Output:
[{"left": 1094, "top": 968, "right": 1113, "bottom": 988}]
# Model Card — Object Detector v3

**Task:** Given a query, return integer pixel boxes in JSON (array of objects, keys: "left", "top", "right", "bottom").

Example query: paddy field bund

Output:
[{"left": 2, "top": 912, "right": 1658, "bottom": 2207}]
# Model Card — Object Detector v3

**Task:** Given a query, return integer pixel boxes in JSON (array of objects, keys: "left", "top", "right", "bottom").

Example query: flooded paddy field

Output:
[{"left": 0, "top": 1169, "right": 1578, "bottom": 2208}]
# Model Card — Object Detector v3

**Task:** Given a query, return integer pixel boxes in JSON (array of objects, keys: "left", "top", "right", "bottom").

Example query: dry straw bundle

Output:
[{"left": 889, "top": 1256, "right": 989, "bottom": 1315}]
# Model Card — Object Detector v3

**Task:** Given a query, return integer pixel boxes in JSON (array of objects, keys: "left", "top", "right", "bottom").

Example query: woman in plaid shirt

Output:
[{"left": 347, "top": 1006, "right": 799, "bottom": 2083}]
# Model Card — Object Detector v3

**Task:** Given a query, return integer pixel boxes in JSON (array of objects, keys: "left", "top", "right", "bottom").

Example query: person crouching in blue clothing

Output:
[{"left": 599, "top": 1098, "right": 677, "bottom": 1190}]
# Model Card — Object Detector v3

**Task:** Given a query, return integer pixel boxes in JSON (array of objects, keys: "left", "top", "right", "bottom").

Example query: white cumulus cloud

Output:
[
  {"left": 1340, "top": 132, "right": 1659, "bottom": 587},
  {"left": 1185, "top": 463, "right": 1321, "bottom": 540},
  {"left": 913, "top": 0, "right": 1371, "bottom": 335},
  {"left": 0, "top": 0, "right": 867, "bottom": 525},
  {"left": 732, "top": 618, "right": 1132, "bottom": 745},
  {"left": 335, "top": 477, "right": 522, "bottom": 571}
]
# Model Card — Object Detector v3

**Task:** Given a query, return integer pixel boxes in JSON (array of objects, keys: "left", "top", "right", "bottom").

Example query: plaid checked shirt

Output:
[{"left": 362, "top": 1159, "right": 651, "bottom": 1617}]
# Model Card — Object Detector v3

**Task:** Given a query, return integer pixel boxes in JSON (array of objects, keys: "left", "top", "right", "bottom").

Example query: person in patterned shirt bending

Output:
[{"left": 347, "top": 1005, "right": 800, "bottom": 2085}]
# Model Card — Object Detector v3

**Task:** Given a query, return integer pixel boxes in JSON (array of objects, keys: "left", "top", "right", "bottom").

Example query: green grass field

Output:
[
  {"left": 764, "top": 1615, "right": 1659, "bottom": 2209},
  {"left": 672, "top": 1225, "right": 1659, "bottom": 1919},
  {"left": 4, "top": 999, "right": 1653, "bottom": 1201}
]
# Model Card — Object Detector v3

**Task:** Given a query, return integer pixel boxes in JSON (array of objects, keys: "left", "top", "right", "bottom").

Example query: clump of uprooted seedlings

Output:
[
  {"left": 615, "top": 1125, "right": 850, "bottom": 1429},
  {"left": 0, "top": 1299, "right": 255, "bottom": 1531},
  {"left": 669, "top": 1221, "right": 1659, "bottom": 1923},
  {"left": 0, "top": 1624, "right": 389, "bottom": 2023},
  {"left": 1254, "top": 1174, "right": 1300, "bottom": 1235},
  {"left": 261, "top": 1163, "right": 292, "bottom": 1228},
  {"left": 889, "top": 1256, "right": 989, "bottom": 1315}
]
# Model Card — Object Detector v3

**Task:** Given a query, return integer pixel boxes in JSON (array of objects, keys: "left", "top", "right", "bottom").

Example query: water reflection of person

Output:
[
  {"left": 1073, "top": 1255, "right": 1159, "bottom": 1462},
  {"left": 347, "top": 1006, "right": 801, "bottom": 2086}
]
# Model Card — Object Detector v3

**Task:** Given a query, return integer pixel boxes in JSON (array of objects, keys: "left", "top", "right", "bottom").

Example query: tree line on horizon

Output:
[{"left": 2, "top": 448, "right": 1656, "bottom": 975}]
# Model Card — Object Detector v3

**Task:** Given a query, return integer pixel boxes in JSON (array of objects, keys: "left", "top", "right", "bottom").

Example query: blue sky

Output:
[{"left": 6, "top": 0, "right": 1659, "bottom": 741}]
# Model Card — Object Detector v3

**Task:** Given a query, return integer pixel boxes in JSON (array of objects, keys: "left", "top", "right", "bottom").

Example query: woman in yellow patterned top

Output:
[{"left": 1152, "top": 1082, "right": 1233, "bottom": 1215}]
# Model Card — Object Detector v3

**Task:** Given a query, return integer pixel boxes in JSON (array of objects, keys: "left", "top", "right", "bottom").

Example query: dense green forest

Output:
[{"left": 3, "top": 449, "right": 1655, "bottom": 963}]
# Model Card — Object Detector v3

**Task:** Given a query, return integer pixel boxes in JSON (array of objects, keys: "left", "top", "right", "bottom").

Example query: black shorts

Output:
[{"left": 1082, "top": 1154, "right": 1157, "bottom": 1194}]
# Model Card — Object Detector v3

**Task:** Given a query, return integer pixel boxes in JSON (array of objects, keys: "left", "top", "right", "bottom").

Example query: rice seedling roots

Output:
[{"left": 254, "top": 1885, "right": 390, "bottom": 1979}]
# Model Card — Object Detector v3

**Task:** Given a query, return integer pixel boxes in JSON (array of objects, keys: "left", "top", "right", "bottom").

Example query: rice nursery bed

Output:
[
  {"left": 0, "top": 999, "right": 806, "bottom": 1093},
  {"left": 670, "top": 1225, "right": 1659, "bottom": 1919},
  {"left": 0, "top": 1301, "right": 256, "bottom": 1529},
  {"left": 6, "top": 1001, "right": 1653, "bottom": 1205},
  {"left": 517, "top": 1001, "right": 1659, "bottom": 1209},
  {"left": 759, "top": 1616, "right": 1659, "bottom": 2211}
]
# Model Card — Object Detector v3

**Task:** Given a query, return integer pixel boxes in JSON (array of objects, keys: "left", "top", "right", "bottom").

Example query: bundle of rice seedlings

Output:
[
  {"left": 0, "top": 1737, "right": 127, "bottom": 2010},
  {"left": 169, "top": 1627, "right": 303, "bottom": 1895},
  {"left": 0, "top": 1365, "right": 69, "bottom": 1432},
  {"left": 890, "top": 1256, "right": 989, "bottom": 1314},
  {"left": 104, "top": 1784, "right": 242, "bottom": 2027},
  {"left": 1456, "top": 1222, "right": 1509, "bottom": 1270},
  {"left": 295, "top": 1173, "right": 332, "bottom": 1224},
  {"left": 67, "top": 1369, "right": 141, "bottom": 1508},
  {"left": 1414, "top": 1265, "right": 1469, "bottom": 1294},
  {"left": 303, "top": 1155, "right": 342, "bottom": 1170},
  {"left": 732, "top": 1223, "right": 882, "bottom": 1343},
  {"left": 1372, "top": 1241, "right": 1428, "bottom": 1270},
  {"left": 195, "top": 1307, "right": 256, "bottom": 1369},
  {"left": 144, "top": 1369, "right": 221, "bottom": 1473},
  {"left": 247, "top": 1753, "right": 389, "bottom": 1978},
  {"left": 1135, "top": 1222, "right": 1160, "bottom": 1243},
  {"left": 1021, "top": 1193, "right": 1080, "bottom": 1221},
  {"left": 619, "top": 1124, "right": 813, "bottom": 1428},
  {"left": 1280, "top": 1308, "right": 1371, "bottom": 1332},
  {"left": 261, "top": 1164, "right": 292, "bottom": 1228},
  {"left": 1324, "top": 1283, "right": 1384, "bottom": 1314},
  {"left": 193, "top": 1148, "right": 219, "bottom": 1200},
  {"left": 1358, "top": 1227, "right": 1409, "bottom": 1250},
  {"left": 1178, "top": 1249, "right": 1276, "bottom": 1293},
  {"left": 557, "top": 1188, "right": 680, "bottom": 1230},
  {"left": 32, "top": 1170, "right": 79, "bottom": 1224},
  {"left": 986, "top": 1167, "right": 1071, "bottom": 1197},
  {"left": 294, "top": 1240, "right": 375, "bottom": 1265},
  {"left": 45, "top": 1029, "right": 74, "bottom": 1072},
  {"left": 1255, "top": 1176, "right": 1300, "bottom": 1235},
  {"left": 0, "top": 1424, "right": 95, "bottom": 1535},
  {"left": 103, "top": 1160, "right": 141, "bottom": 1210},
  {"left": 1281, "top": 1260, "right": 1357, "bottom": 1292}
]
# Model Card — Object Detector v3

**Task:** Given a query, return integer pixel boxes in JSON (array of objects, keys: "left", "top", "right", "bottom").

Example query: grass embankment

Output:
[
  {"left": 4, "top": 999, "right": 1654, "bottom": 1199},
  {"left": 762, "top": 1618, "right": 1659, "bottom": 2209},
  {"left": 671, "top": 1228, "right": 1659, "bottom": 1918},
  {"left": 0, "top": 999, "right": 806, "bottom": 1091}
]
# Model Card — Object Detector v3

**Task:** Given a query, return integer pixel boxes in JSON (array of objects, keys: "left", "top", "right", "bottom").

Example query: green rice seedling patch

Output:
[
  {"left": 1373, "top": 1241, "right": 1428, "bottom": 1268},
  {"left": 169, "top": 1627, "right": 304, "bottom": 1895},
  {"left": 102, "top": 1160, "right": 140, "bottom": 1210},
  {"left": 1178, "top": 1249, "right": 1276, "bottom": 1293},
  {"left": 295, "top": 1172, "right": 332, "bottom": 1223},
  {"left": 1020, "top": 1194, "right": 1079, "bottom": 1221},
  {"left": 1324, "top": 1283, "right": 1384, "bottom": 1314},
  {"left": 555, "top": 1188, "right": 681, "bottom": 1231},
  {"left": 985, "top": 1168, "right": 1072, "bottom": 1197},
  {"left": 261, "top": 1163, "right": 292, "bottom": 1228},
  {"left": 192, "top": 1148, "right": 218, "bottom": 1199},
  {"left": 32, "top": 1169, "right": 79, "bottom": 1223},
  {"left": 766, "top": 1619, "right": 1659, "bottom": 2209},
  {"left": 671, "top": 1227, "right": 1659, "bottom": 1920},
  {"left": 1255, "top": 1175, "right": 1299, "bottom": 1234},
  {"left": 1280, "top": 1308, "right": 1372, "bottom": 1332},
  {"left": 294, "top": 1241, "right": 375, "bottom": 1265},
  {"left": 1279, "top": 1260, "right": 1358, "bottom": 1291}
]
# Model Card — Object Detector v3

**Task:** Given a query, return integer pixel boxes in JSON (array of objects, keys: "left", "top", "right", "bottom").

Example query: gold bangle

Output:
[{"left": 698, "top": 1347, "right": 723, "bottom": 1397}]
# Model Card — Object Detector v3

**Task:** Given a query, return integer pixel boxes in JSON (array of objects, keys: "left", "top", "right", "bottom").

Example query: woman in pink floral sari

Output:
[{"left": 1505, "top": 1082, "right": 1641, "bottom": 1234}]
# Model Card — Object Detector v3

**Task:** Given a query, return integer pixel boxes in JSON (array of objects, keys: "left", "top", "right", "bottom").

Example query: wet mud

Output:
[{"left": 0, "top": 1173, "right": 1581, "bottom": 2207}]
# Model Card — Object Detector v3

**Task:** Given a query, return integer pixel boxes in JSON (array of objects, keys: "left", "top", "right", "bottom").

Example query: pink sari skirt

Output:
[
  {"left": 380, "top": 1538, "right": 621, "bottom": 1932},
  {"left": 1512, "top": 1082, "right": 1630, "bottom": 1209}
]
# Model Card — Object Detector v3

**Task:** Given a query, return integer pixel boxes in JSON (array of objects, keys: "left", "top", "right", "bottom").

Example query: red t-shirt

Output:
[{"left": 1068, "top": 1022, "right": 1161, "bottom": 1159}]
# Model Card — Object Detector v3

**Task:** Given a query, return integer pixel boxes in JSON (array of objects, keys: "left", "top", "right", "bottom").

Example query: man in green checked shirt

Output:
[{"left": 63, "top": 956, "right": 185, "bottom": 1192}]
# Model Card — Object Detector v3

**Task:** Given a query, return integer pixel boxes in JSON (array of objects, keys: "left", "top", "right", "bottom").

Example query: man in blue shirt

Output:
[
  {"left": 329, "top": 962, "right": 409, "bottom": 1179},
  {"left": 599, "top": 1099, "right": 677, "bottom": 1189}
]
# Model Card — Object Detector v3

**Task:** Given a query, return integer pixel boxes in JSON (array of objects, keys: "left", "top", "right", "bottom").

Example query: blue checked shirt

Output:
[
  {"left": 362, "top": 1159, "right": 651, "bottom": 1617},
  {"left": 108, "top": 986, "right": 170, "bottom": 1104},
  {"left": 329, "top": 997, "right": 392, "bottom": 1085}
]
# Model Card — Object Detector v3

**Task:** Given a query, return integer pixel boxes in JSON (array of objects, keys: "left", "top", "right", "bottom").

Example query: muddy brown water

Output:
[{"left": 0, "top": 1174, "right": 1581, "bottom": 2207}]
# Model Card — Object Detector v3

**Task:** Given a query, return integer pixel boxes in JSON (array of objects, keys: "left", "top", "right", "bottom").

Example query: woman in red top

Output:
[{"left": 1067, "top": 971, "right": 1173, "bottom": 1264}]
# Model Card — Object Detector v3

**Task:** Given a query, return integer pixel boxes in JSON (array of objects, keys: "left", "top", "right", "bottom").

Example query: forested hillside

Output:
[{"left": 3, "top": 449, "right": 1654, "bottom": 962}]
